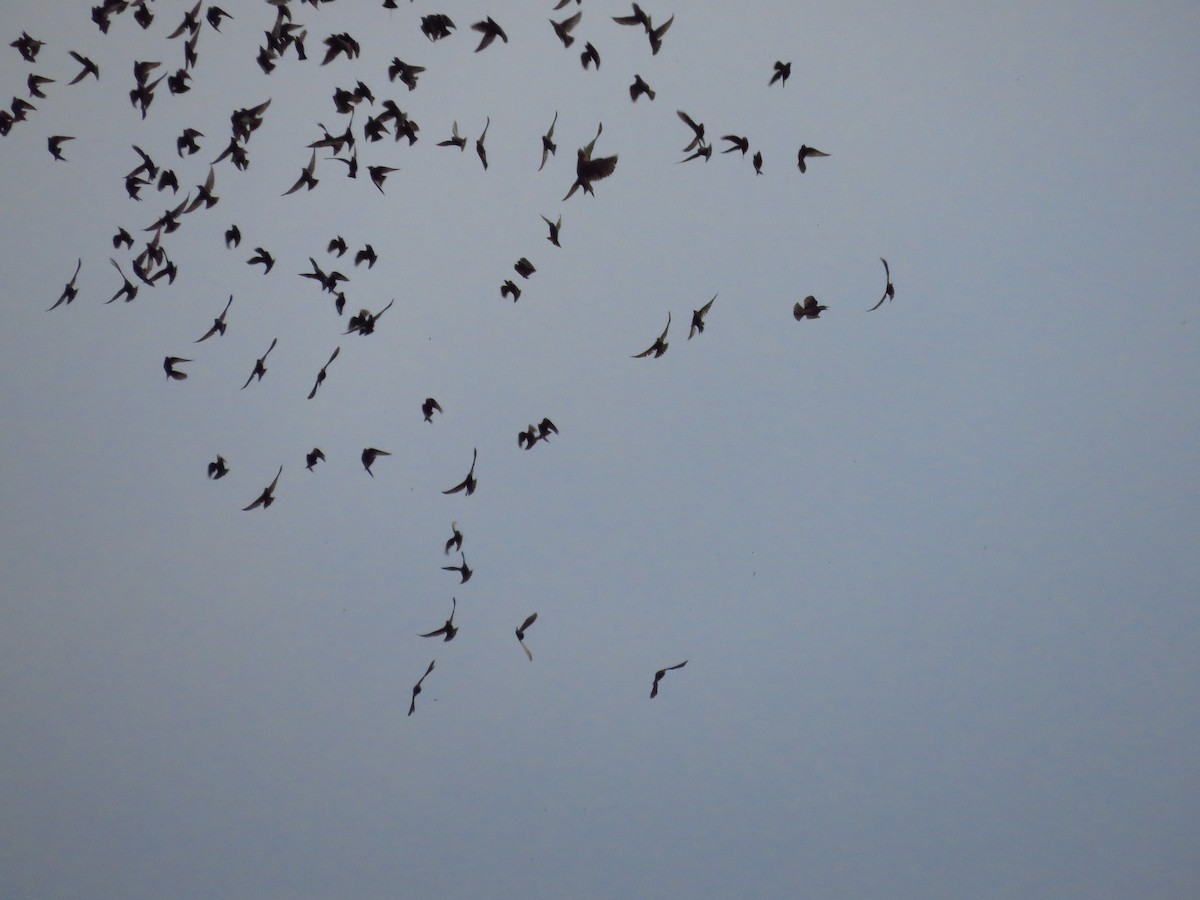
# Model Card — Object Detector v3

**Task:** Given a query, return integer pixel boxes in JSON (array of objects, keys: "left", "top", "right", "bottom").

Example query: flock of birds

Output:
[{"left": 11, "top": 1, "right": 899, "bottom": 713}]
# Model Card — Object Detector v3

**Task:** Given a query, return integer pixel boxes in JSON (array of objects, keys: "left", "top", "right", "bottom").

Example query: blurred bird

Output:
[
  {"left": 11, "top": 32, "right": 45, "bottom": 63},
  {"left": 648, "top": 16, "right": 674, "bottom": 54},
  {"left": 869, "top": 258, "right": 895, "bottom": 311},
  {"left": 240, "top": 338, "right": 277, "bottom": 389},
  {"left": 27, "top": 73, "right": 54, "bottom": 98},
  {"left": 514, "top": 258, "right": 536, "bottom": 279},
  {"left": 563, "top": 123, "right": 617, "bottom": 200},
  {"left": 408, "top": 659, "right": 435, "bottom": 716},
  {"left": 305, "top": 448, "right": 325, "bottom": 471},
  {"left": 796, "top": 144, "right": 829, "bottom": 173},
  {"left": 344, "top": 299, "right": 393, "bottom": 336},
  {"left": 471, "top": 17, "right": 507, "bottom": 52},
  {"left": 613, "top": 4, "right": 652, "bottom": 29},
  {"left": 327, "top": 235, "right": 347, "bottom": 256},
  {"left": 793, "top": 295, "right": 827, "bottom": 320},
  {"left": 68, "top": 51, "right": 99, "bottom": 84},
  {"left": 437, "top": 120, "right": 465, "bottom": 150},
  {"left": 207, "top": 455, "right": 229, "bottom": 480},
  {"left": 442, "top": 448, "right": 478, "bottom": 496},
  {"left": 444, "top": 522, "right": 463, "bottom": 555},
  {"left": 501, "top": 280, "right": 522, "bottom": 302},
  {"left": 580, "top": 42, "right": 600, "bottom": 70},
  {"left": 632, "top": 312, "right": 670, "bottom": 358},
  {"left": 242, "top": 466, "right": 283, "bottom": 510},
  {"left": 307, "top": 347, "right": 340, "bottom": 399},
  {"left": 48, "top": 258, "right": 82, "bottom": 310},
  {"left": 106, "top": 259, "right": 138, "bottom": 303},
  {"left": 247, "top": 247, "right": 274, "bottom": 273},
  {"left": 651, "top": 660, "right": 687, "bottom": 698},
  {"left": 388, "top": 58, "right": 425, "bottom": 91},
  {"left": 355, "top": 244, "right": 377, "bottom": 268},
  {"left": 677, "top": 110, "right": 705, "bottom": 151},
  {"left": 420, "top": 598, "right": 458, "bottom": 641},
  {"left": 550, "top": 11, "right": 581, "bottom": 48},
  {"left": 629, "top": 74, "right": 655, "bottom": 102},
  {"left": 224, "top": 225, "right": 241, "bottom": 248},
  {"left": 515, "top": 613, "right": 538, "bottom": 661},
  {"left": 422, "top": 397, "right": 443, "bottom": 422},
  {"left": 176, "top": 127, "right": 203, "bottom": 156},
  {"left": 48, "top": 135, "right": 74, "bottom": 161},
  {"left": 282, "top": 150, "right": 318, "bottom": 195},
  {"left": 688, "top": 294, "right": 716, "bottom": 338},
  {"left": 420, "top": 14, "right": 455, "bottom": 42},
  {"left": 721, "top": 134, "right": 749, "bottom": 155},
  {"left": 542, "top": 214, "right": 562, "bottom": 247},
  {"left": 361, "top": 447, "right": 391, "bottom": 477},
  {"left": 475, "top": 117, "right": 490, "bottom": 170},
  {"left": 442, "top": 552, "right": 473, "bottom": 584},
  {"left": 164, "top": 356, "right": 190, "bottom": 380},
  {"left": 194, "top": 295, "right": 232, "bottom": 342},
  {"left": 368, "top": 164, "right": 398, "bottom": 194},
  {"left": 753, "top": 151, "right": 764, "bottom": 174},
  {"left": 770, "top": 61, "right": 791, "bottom": 86}
]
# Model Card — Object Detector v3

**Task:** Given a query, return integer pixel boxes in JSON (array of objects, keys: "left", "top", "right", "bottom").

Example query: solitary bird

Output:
[
  {"left": 515, "top": 613, "right": 538, "bottom": 661},
  {"left": 441, "top": 552, "right": 473, "bottom": 584},
  {"left": 163, "top": 356, "right": 191, "bottom": 380},
  {"left": 651, "top": 660, "right": 687, "bottom": 698},
  {"left": 422, "top": 397, "right": 443, "bottom": 423},
  {"left": 868, "top": 258, "right": 895, "bottom": 311},
  {"left": 408, "top": 659, "right": 435, "bottom": 716},
  {"left": 689, "top": 294, "right": 717, "bottom": 339},
  {"left": 793, "top": 295, "right": 828, "bottom": 320},
  {"left": 242, "top": 465, "right": 283, "bottom": 510},
  {"left": 471, "top": 17, "right": 507, "bottom": 52},
  {"left": 538, "top": 112, "right": 557, "bottom": 171},
  {"left": 770, "top": 61, "right": 791, "bottom": 86},
  {"left": 207, "top": 455, "right": 229, "bottom": 480},
  {"left": 48, "top": 258, "right": 82, "bottom": 311},
  {"left": 444, "top": 521, "right": 463, "bottom": 555},
  {"left": 194, "top": 295, "right": 232, "bottom": 342},
  {"left": 361, "top": 447, "right": 391, "bottom": 477},
  {"left": 796, "top": 144, "right": 830, "bottom": 173},
  {"left": 632, "top": 312, "right": 671, "bottom": 358},
  {"left": 240, "top": 338, "right": 278, "bottom": 389},
  {"left": 305, "top": 448, "right": 325, "bottom": 471},
  {"left": 420, "top": 597, "right": 458, "bottom": 642},
  {"left": 442, "top": 448, "right": 478, "bottom": 496},
  {"left": 306, "top": 347, "right": 340, "bottom": 399}
]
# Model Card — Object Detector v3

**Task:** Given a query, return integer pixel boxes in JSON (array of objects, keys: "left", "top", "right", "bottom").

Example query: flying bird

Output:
[
  {"left": 106, "top": 259, "right": 138, "bottom": 303},
  {"left": 368, "top": 164, "right": 398, "bottom": 194},
  {"left": 677, "top": 110, "right": 705, "bottom": 151},
  {"left": 648, "top": 16, "right": 674, "bottom": 54},
  {"left": 632, "top": 312, "right": 670, "bottom": 358},
  {"left": 868, "top": 258, "right": 895, "bottom": 311},
  {"left": 306, "top": 347, "right": 340, "bottom": 399},
  {"left": 501, "top": 280, "right": 522, "bottom": 302},
  {"left": 240, "top": 338, "right": 278, "bottom": 389},
  {"left": 613, "top": 4, "right": 652, "bottom": 29},
  {"left": 442, "top": 447, "right": 478, "bottom": 496},
  {"left": 420, "top": 14, "right": 455, "bottom": 42},
  {"left": 514, "top": 258, "right": 536, "bottom": 279},
  {"left": 550, "top": 11, "right": 581, "bottom": 48},
  {"left": 437, "top": 120, "right": 466, "bottom": 150},
  {"left": 770, "top": 61, "right": 791, "bottom": 86},
  {"left": 388, "top": 58, "right": 425, "bottom": 91},
  {"left": 247, "top": 247, "right": 274, "bottom": 273},
  {"left": 420, "top": 597, "right": 458, "bottom": 642},
  {"left": 629, "top": 74, "right": 655, "bottom": 102},
  {"left": 475, "top": 117, "right": 490, "bottom": 170},
  {"left": 361, "top": 447, "right": 391, "bottom": 477},
  {"left": 471, "top": 17, "right": 507, "bottom": 52},
  {"left": 422, "top": 397, "right": 443, "bottom": 422},
  {"left": 327, "top": 235, "right": 347, "bottom": 256},
  {"left": 444, "top": 522, "right": 463, "bottom": 555},
  {"left": 305, "top": 448, "right": 325, "bottom": 471},
  {"left": 408, "top": 659, "right": 435, "bottom": 716},
  {"left": 344, "top": 299, "right": 393, "bottom": 336},
  {"left": 282, "top": 149, "right": 318, "bottom": 195},
  {"left": 563, "top": 122, "right": 617, "bottom": 201},
  {"left": 68, "top": 52, "right": 99, "bottom": 84},
  {"left": 243, "top": 465, "right": 283, "bottom": 511},
  {"left": 688, "top": 294, "right": 716, "bottom": 338},
  {"left": 163, "top": 356, "right": 191, "bottom": 380},
  {"left": 515, "top": 613, "right": 538, "bottom": 661},
  {"left": 538, "top": 111, "right": 557, "bottom": 171},
  {"left": 194, "top": 294, "right": 232, "bottom": 342},
  {"left": 355, "top": 244, "right": 377, "bottom": 268},
  {"left": 48, "top": 258, "right": 82, "bottom": 310},
  {"left": 441, "top": 552, "right": 473, "bottom": 584},
  {"left": 651, "top": 660, "right": 687, "bottom": 698},
  {"left": 27, "top": 73, "right": 54, "bottom": 98},
  {"left": 580, "top": 42, "right": 600, "bottom": 70},
  {"left": 541, "top": 214, "right": 562, "bottom": 247},
  {"left": 47, "top": 135, "right": 74, "bottom": 161},
  {"left": 721, "top": 134, "right": 749, "bottom": 155},
  {"left": 753, "top": 151, "right": 763, "bottom": 175},
  {"left": 224, "top": 224, "right": 241, "bottom": 248},
  {"left": 793, "top": 295, "right": 828, "bottom": 320},
  {"left": 207, "top": 455, "right": 229, "bottom": 480},
  {"left": 796, "top": 145, "right": 830, "bottom": 173}
]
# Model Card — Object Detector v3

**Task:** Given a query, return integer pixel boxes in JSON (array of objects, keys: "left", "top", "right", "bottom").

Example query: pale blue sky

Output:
[{"left": 2, "top": 2, "right": 1198, "bottom": 898}]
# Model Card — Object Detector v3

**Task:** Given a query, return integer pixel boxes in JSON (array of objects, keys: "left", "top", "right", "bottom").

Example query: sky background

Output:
[{"left": 2, "top": 2, "right": 1199, "bottom": 897}]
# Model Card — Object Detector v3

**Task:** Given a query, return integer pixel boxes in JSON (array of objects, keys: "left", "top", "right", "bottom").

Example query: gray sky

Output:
[{"left": 2, "top": 2, "right": 1199, "bottom": 898}]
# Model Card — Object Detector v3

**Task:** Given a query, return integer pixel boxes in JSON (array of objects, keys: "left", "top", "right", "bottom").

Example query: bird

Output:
[
  {"left": 501, "top": 280, "right": 522, "bottom": 302},
  {"left": 651, "top": 660, "right": 687, "bottom": 698},
  {"left": 68, "top": 51, "right": 99, "bottom": 85},
  {"left": 689, "top": 294, "right": 717, "bottom": 338},
  {"left": 408, "top": 659, "right": 435, "bottom": 716},
  {"left": 48, "top": 258, "right": 82, "bottom": 311},
  {"left": 242, "top": 466, "right": 282, "bottom": 511},
  {"left": 518, "top": 424, "right": 540, "bottom": 450},
  {"left": 27, "top": 73, "right": 54, "bottom": 98},
  {"left": 306, "top": 347, "right": 340, "bottom": 399},
  {"left": 677, "top": 110, "right": 705, "bottom": 151},
  {"left": 680, "top": 143, "right": 712, "bottom": 163},
  {"left": 444, "top": 522, "right": 463, "bottom": 555},
  {"left": 48, "top": 135, "right": 74, "bottom": 161},
  {"left": 224, "top": 224, "right": 241, "bottom": 248},
  {"left": 194, "top": 295, "right": 232, "bottom": 342},
  {"left": 113, "top": 227, "right": 134, "bottom": 250},
  {"left": 247, "top": 247, "right": 274, "bottom": 273},
  {"left": 368, "top": 164, "right": 398, "bottom": 194},
  {"left": 753, "top": 151, "right": 764, "bottom": 175},
  {"left": 471, "top": 17, "right": 507, "bottom": 52},
  {"left": 563, "top": 123, "right": 617, "bottom": 201},
  {"left": 344, "top": 299, "right": 393, "bottom": 336},
  {"left": 538, "top": 112, "right": 557, "bottom": 171},
  {"left": 770, "top": 61, "right": 791, "bottom": 86},
  {"left": 206, "top": 6, "right": 232, "bottom": 31},
  {"left": 514, "top": 258, "right": 536, "bottom": 279},
  {"left": 629, "top": 74, "right": 655, "bottom": 102},
  {"left": 420, "top": 598, "right": 458, "bottom": 641},
  {"left": 648, "top": 16, "right": 674, "bottom": 54},
  {"left": 420, "top": 14, "right": 455, "bottom": 42},
  {"left": 361, "top": 447, "right": 391, "bottom": 477},
  {"left": 797, "top": 145, "right": 830, "bottom": 173},
  {"left": 106, "top": 259, "right": 138, "bottom": 303},
  {"left": 537, "top": 417, "right": 559, "bottom": 441},
  {"left": 441, "top": 552, "right": 473, "bottom": 584},
  {"left": 299, "top": 257, "right": 348, "bottom": 294},
  {"left": 442, "top": 448, "right": 478, "bottom": 495},
  {"left": 550, "top": 11, "right": 581, "bottom": 48},
  {"left": 354, "top": 244, "right": 377, "bottom": 268},
  {"left": 475, "top": 117, "right": 490, "bottom": 170},
  {"left": 388, "top": 58, "right": 425, "bottom": 91},
  {"left": 422, "top": 397, "right": 443, "bottom": 423},
  {"left": 282, "top": 150, "right": 318, "bottom": 195},
  {"left": 515, "top": 613, "right": 538, "bottom": 661},
  {"left": 721, "top": 135, "right": 749, "bottom": 155},
  {"left": 542, "top": 214, "right": 562, "bottom": 247},
  {"left": 793, "top": 295, "right": 828, "bottom": 320},
  {"left": 633, "top": 312, "right": 671, "bottom": 358},
  {"left": 11, "top": 32, "right": 45, "bottom": 63},
  {"left": 613, "top": 4, "right": 652, "bottom": 29},
  {"left": 580, "top": 42, "right": 600, "bottom": 70},
  {"left": 869, "top": 258, "right": 895, "bottom": 311},
  {"left": 207, "top": 455, "right": 229, "bottom": 480},
  {"left": 305, "top": 448, "right": 325, "bottom": 471},
  {"left": 240, "top": 338, "right": 277, "bottom": 389},
  {"left": 327, "top": 235, "right": 347, "bottom": 256},
  {"left": 163, "top": 356, "right": 191, "bottom": 380}
]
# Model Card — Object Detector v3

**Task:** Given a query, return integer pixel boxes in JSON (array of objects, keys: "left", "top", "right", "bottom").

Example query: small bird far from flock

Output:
[
  {"left": 516, "top": 613, "right": 538, "bottom": 661},
  {"left": 651, "top": 660, "right": 687, "bottom": 698},
  {"left": 869, "top": 258, "right": 896, "bottom": 311},
  {"left": 793, "top": 295, "right": 828, "bottom": 320}
]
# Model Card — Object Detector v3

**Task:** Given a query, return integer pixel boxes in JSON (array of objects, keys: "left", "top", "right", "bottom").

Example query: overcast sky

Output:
[{"left": 2, "top": 2, "right": 1199, "bottom": 898}]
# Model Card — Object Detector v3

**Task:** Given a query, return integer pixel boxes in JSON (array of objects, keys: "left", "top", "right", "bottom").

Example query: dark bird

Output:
[
  {"left": 408, "top": 659, "right": 435, "bottom": 716},
  {"left": 27, "top": 73, "right": 54, "bottom": 98},
  {"left": 796, "top": 144, "right": 830, "bottom": 173},
  {"left": 518, "top": 424, "right": 539, "bottom": 449},
  {"left": 629, "top": 74, "right": 655, "bottom": 102},
  {"left": 868, "top": 258, "right": 895, "bottom": 311},
  {"left": 471, "top": 17, "right": 507, "bottom": 52},
  {"left": 441, "top": 552, "right": 473, "bottom": 584},
  {"left": 282, "top": 149, "right": 318, "bottom": 195},
  {"left": 68, "top": 52, "right": 99, "bottom": 84},
  {"left": 163, "top": 356, "right": 191, "bottom": 380},
  {"left": 176, "top": 127, "right": 203, "bottom": 156},
  {"left": 677, "top": 110, "right": 705, "bottom": 152},
  {"left": 47, "top": 135, "right": 73, "bottom": 161},
  {"left": 793, "top": 295, "right": 828, "bottom": 320},
  {"left": 368, "top": 164, "right": 398, "bottom": 194},
  {"left": 550, "top": 11, "right": 581, "bottom": 48},
  {"left": 321, "top": 32, "right": 362, "bottom": 66},
  {"left": 651, "top": 660, "right": 687, "bottom": 698},
  {"left": 648, "top": 15, "right": 674, "bottom": 54},
  {"left": 688, "top": 294, "right": 716, "bottom": 338},
  {"left": 305, "top": 448, "right": 325, "bottom": 471},
  {"left": 166, "top": 0, "right": 202, "bottom": 39},
  {"left": 721, "top": 134, "right": 749, "bottom": 155},
  {"left": 632, "top": 312, "right": 670, "bottom": 358},
  {"left": 515, "top": 613, "right": 538, "bottom": 661},
  {"left": 680, "top": 142, "right": 712, "bottom": 163},
  {"left": 344, "top": 299, "right": 393, "bottom": 336},
  {"left": 475, "top": 117, "right": 490, "bottom": 170},
  {"left": 243, "top": 465, "right": 283, "bottom": 511},
  {"left": 538, "top": 111, "right": 557, "bottom": 171},
  {"left": 206, "top": 7, "right": 232, "bottom": 32},
  {"left": 580, "top": 42, "right": 600, "bottom": 70},
  {"left": 437, "top": 120, "right": 465, "bottom": 150},
  {"left": 563, "top": 122, "right": 617, "bottom": 200},
  {"left": 194, "top": 294, "right": 232, "bottom": 342},
  {"left": 113, "top": 227, "right": 134, "bottom": 250},
  {"left": 422, "top": 397, "right": 443, "bottom": 423},
  {"left": 11, "top": 32, "right": 44, "bottom": 63},
  {"left": 48, "top": 258, "right": 82, "bottom": 310},
  {"left": 166, "top": 68, "right": 190, "bottom": 95},
  {"left": 240, "top": 338, "right": 278, "bottom": 389},
  {"left": 307, "top": 347, "right": 340, "bottom": 399},
  {"left": 224, "top": 224, "right": 241, "bottom": 248},
  {"left": 501, "top": 280, "right": 522, "bottom": 302},
  {"left": 538, "top": 417, "right": 559, "bottom": 441},
  {"left": 420, "top": 14, "right": 455, "bottom": 42},
  {"left": 444, "top": 521, "right": 463, "bottom": 555},
  {"left": 207, "top": 455, "right": 229, "bottom": 480},
  {"left": 770, "top": 60, "right": 791, "bottom": 86},
  {"left": 612, "top": 4, "right": 652, "bottom": 29},
  {"left": 442, "top": 447, "right": 478, "bottom": 496},
  {"left": 355, "top": 244, "right": 377, "bottom": 268},
  {"left": 388, "top": 58, "right": 425, "bottom": 91},
  {"left": 247, "top": 247, "right": 274, "bottom": 273},
  {"left": 753, "top": 151, "right": 763, "bottom": 175},
  {"left": 542, "top": 214, "right": 562, "bottom": 247},
  {"left": 514, "top": 258, "right": 536, "bottom": 279},
  {"left": 106, "top": 259, "right": 138, "bottom": 303},
  {"left": 132, "top": 1, "right": 153, "bottom": 29},
  {"left": 183, "top": 166, "right": 218, "bottom": 213},
  {"left": 327, "top": 235, "right": 347, "bottom": 256},
  {"left": 420, "top": 597, "right": 458, "bottom": 642},
  {"left": 361, "top": 447, "right": 390, "bottom": 477}
]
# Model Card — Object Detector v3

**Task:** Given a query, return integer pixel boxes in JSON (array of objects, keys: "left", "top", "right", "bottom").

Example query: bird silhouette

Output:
[
  {"left": 420, "top": 14, "right": 455, "bottom": 42},
  {"left": 770, "top": 61, "right": 791, "bottom": 86},
  {"left": 437, "top": 120, "right": 466, "bottom": 150},
  {"left": 563, "top": 123, "right": 617, "bottom": 200},
  {"left": 194, "top": 295, "right": 232, "bottom": 342},
  {"left": 793, "top": 295, "right": 828, "bottom": 320},
  {"left": 797, "top": 145, "right": 830, "bottom": 173},
  {"left": 305, "top": 448, "right": 325, "bottom": 471},
  {"left": 344, "top": 299, "right": 393, "bottom": 336},
  {"left": 224, "top": 224, "right": 241, "bottom": 248},
  {"left": 422, "top": 397, "right": 443, "bottom": 423},
  {"left": 282, "top": 150, "right": 318, "bottom": 195},
  {"left": 327, "top": 235, "right": 347, "bottom": 256},
  {"left": 721, "top": 135, "right": 749, "bottom": 155},
  {"left": 550, "top": 11, "right": 581, "bottom": 48},
  {"left": 68, "top": 51, "right": 99, "bottom": 84},
  {"left": 501, "top": 280, "right": 522, "bottom": 302},
  {"left": 651, "top": 660, "right": 687, "bottom": 698},
  {"left": 408, "top": 659, "right": 435, "bottom": 716},
  {"left": 516, "top": 613, "right": 538, "bottom": 661},
  {"left": 629, "top": 74, "right": 655, "bottom": 102},
  {"left": 306, "top": 347, "right": 340, "bottom": 399},
  {"left": 246, "top": 247, "right": 274, "bottom": 273},
  {"left": 868, "top": 258, "right": 895, "bottom": 311},
  {"left": 444, "top": 522, "right": 463, "bottom": 555},
  {"left": 689, "top": 294, "right": 716, "bottom": 338},
  {"left": 648, "top": 16, "right": 674, "bottom": 54},
  {"left": 580, "top": 42, "right": 601, "bottom": 70},
  {"left": 355, "top": 244, "right": 377, "bottom": 268},
  {"left": 388, "top": 58, "right": 425, "bottom": 91},
  {"left": 633, "top": 312, "right": 671, "bottom": 358},
  {"left": 514, "top": 258, "right": 536, "bottom": 279},
  {"left": 207, "top": 455, "right": 229, "bottom": 480},
  {"left": 471, "top": 17, "right": 507, "bottom": 52},
  {"left": 753, "top": 151, "right": 764, "bottom": 175},
  {"left": 677, "top": 110, "right": 705, "bottom": 151},
  {"left": 542, "top": 214, "right": 562, "bottom": 247},
  {"left": 240, "top": 338, "right": 277, "bottom": 389},
  {"left": 613, "top": 4, "right": 652, "bottom": 29},
  {"left": 538, "top": 112, "right": 557, "bottom": 171},
  {"left": 48, "top": 135, "right": 74, "bottom": 161},
  {"left": 442, "top": 448, "right": 478, "bottom": 495},
  {"left": 475, "top": 117, "right": 490, "bottom": 170},
  {"left": 163, "top": 356, "right": 191, "bottom": 380},
  {"left": 420, "top": 597, "right": 458, "bottom": 641},
  {"left": 441, "top": 552, "right": 473, "bottom": 584},
  {"left": 361, "top": 447, "right": 391, "bottom": 477},
  {"left": 243, "top": 465, "right": 282, "bottom": 510},
  {"left": 48, "top": 258, "right": 82, "bottom": 310},
  {"left": 106, "top": 259, "right": 138, "bottom": 303},
  {"left": 368, "top": 165, "right": 398, "bottom": 194}
]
